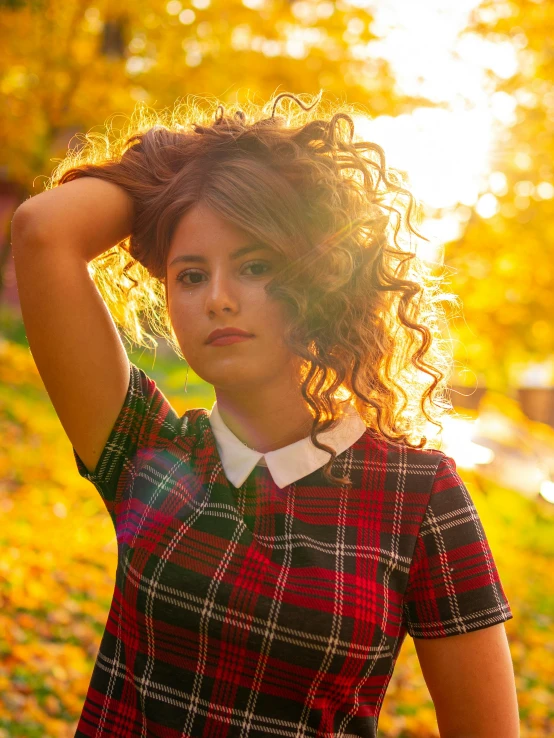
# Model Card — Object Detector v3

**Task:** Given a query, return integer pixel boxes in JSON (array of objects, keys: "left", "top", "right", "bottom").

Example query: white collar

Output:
[{"left": 208, "top": 401, "right": 367, "bottom": 489}]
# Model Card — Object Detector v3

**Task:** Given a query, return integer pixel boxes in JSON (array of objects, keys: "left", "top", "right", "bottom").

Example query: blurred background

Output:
[{"left": 1, "top": 0, "right": 554, "bottom": 735}]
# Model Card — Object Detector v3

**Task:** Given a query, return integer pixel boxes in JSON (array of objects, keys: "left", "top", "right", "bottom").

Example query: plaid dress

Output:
[{"left": 72, "top": 362, "right": 513, "bottom": 737}]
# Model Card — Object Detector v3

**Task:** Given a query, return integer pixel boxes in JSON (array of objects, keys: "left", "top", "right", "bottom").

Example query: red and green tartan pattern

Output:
[{"left": 72, "top": 362, "right": 513, "bottom": 737}]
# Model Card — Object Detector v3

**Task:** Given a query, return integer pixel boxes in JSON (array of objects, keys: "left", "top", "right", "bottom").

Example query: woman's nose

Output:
[{"left": 205, "top": 272, "right": 239, "bottom": 312}]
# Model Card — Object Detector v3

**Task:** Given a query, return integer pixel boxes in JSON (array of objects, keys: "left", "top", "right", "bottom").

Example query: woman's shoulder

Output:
[
  {"left": 358, "top": 425, "right": 445, "bottom": 463},
  {"left": 354, "top": 427, "right": 447, "bottom": 488},
  {"left": 126, "top": 362, "right": 215, "bottom": 448}
]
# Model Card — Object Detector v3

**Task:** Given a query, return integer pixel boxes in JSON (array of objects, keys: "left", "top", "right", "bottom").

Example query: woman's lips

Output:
[{"left": 208, "top": 335, "right": 254, "bottom": 346}]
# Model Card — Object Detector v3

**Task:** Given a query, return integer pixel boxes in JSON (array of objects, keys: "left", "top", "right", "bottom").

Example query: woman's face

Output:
[{"left": 165, "top": 202, "right": 300, "bottom": 393}]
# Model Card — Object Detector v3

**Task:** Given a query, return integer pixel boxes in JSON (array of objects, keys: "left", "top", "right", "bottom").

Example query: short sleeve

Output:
[
  {"left": 402, "top": 453, "right": 513, "bottom": 639},
  {"left": 72, "top": 361, "right": 181, "bottom": 523}
]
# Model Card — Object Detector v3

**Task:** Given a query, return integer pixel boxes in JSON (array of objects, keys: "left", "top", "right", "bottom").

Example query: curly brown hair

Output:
[{"left": 50, "top": 90, "right": 458, "bottom": 487}]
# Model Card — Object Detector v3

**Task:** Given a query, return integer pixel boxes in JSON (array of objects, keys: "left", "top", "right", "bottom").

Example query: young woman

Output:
[{"left": 12, "top": 92, "right": 519, "bottom": 738}]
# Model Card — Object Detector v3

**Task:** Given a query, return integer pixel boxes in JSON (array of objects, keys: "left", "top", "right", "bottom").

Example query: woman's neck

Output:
[{"left": 215, "top": 393, "right": 314, "bottom": 453}]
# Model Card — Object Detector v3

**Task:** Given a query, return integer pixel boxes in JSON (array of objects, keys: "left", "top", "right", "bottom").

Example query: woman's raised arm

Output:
[{"left": 11, "top": 176, "right": 135, "bottom": 474}]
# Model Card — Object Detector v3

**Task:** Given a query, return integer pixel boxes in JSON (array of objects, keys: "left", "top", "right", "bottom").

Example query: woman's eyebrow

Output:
[{"left": 168, "top": 243, "right": 273, "bottom": 268}]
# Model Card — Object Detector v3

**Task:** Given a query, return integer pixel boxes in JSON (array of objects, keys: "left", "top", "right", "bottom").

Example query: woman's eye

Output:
[
  {"left": 244, "top": 261, "right": 271, "bottom": 276},
  {"left": 176, "top": 261, "right": 271, "bottom": 285},
  {"left": 176, "top": 270, "right": 203, "bottom": 285}
]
